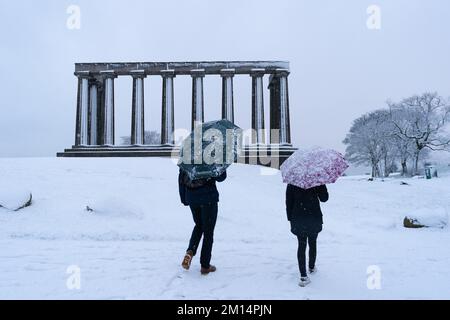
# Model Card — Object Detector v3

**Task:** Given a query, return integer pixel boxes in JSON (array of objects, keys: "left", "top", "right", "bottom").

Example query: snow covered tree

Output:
[
  {"left": 376, "top": 110, "right": 399, "bottom": 177},
  {"left": 389, "top": 92, "right": 450, "bottom": 175},
  {"left": 392, "top": 134, "right": 414, "bottom": 176},
  {"left": 345, "top": 92, "right": 450, "bottom": 177},
  {"left": 388, "top": 108, "right": 415, "bottom": 175},
  {"left": 343, "top": 110, "right": 395, "bottom": 177}
]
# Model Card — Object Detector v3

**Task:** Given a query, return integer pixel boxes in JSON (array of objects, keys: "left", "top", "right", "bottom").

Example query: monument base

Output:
[
  {"left": 57, "top": 145, "right": 180, "bottom": 158},
  {"left": 57, "top": 144, "right": 297, "bottom": 168},
  {"left": 237, "top": 144, "right": 297, "bottom": 168}
]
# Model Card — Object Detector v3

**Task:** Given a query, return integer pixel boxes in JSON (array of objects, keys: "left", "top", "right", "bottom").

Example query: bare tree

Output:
[
  {"left": 120, "top": 130, "right": 161, "bottom": 145},
  {"left": 389, "top": 92, "right": 450, "bottom": 174},
  {"left": 392, "top": 134, "right": 414, "bottom": 176},
  {"left": 376, "top": 110, "right": 399, "bottom": 177},
  {"left": 343, "top": 110, "right": 392, "bottom": 177},
  {"left": 389, "top": 108, "right": 415, "bottom": 175}
]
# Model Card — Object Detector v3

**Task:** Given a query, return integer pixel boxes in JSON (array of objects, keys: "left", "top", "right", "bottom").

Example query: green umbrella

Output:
[{"left": 178, "top": 119, "right": 242, "bottom": 180}]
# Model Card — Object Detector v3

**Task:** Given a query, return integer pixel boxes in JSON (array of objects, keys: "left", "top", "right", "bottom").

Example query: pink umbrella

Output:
[{"left": 280, "top": 147, "right": 349, "bottom": 189}]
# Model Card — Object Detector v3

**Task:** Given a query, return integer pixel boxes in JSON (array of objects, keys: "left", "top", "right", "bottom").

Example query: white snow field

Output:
[{"left": 0, "top": 157, "right": 449, "bottom": 300}]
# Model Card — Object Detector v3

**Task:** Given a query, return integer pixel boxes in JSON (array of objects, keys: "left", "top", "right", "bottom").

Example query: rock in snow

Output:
[
  {"left": 404, "top": 207, "right": 448, "bottom": 228},
  {"left": 85, "top": 197, "right": 144, "bottom": 219},
  {"left": 0, "top": 186, "right": 32, "bottom": 211}
]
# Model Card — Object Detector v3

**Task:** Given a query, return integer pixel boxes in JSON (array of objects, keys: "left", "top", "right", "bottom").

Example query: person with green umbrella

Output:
[
  {"left": 178, "top": 119, "right": 241, "bottom": 275},
  {"left": 178, "top": 169, "right": 227, "bottom": 275}
]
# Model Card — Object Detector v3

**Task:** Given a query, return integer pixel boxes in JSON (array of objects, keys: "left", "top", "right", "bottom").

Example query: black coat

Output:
[
  {"left": 286, "top": 184, "right": 329, "bottom": 235},
  {"left": 178, "top": 170, "right": 227, "bottom": 206}
]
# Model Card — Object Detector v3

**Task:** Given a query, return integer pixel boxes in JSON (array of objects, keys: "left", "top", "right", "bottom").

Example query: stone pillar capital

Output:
[
  {"left": 220, "top": 69, "right": 235, "bottom": 78},
  {"left": 273, "top": 68, "right": 290, "bottom": 77},
  {"left": 190, "top": 69, "right": 206, "bottom": 78},
  {"left": 250, "top": 68, "right": 266, "bottom": 77},
  {"left": 161, "top": 70, "right": 176, "bottom": 78},
  {"left": 129, "top": 70, "right": 147, "bottom": 79},
  {"left": 99, "top": 70, "right": 118, "bottom": 79},
  {"left": 74, "top": 71, "right": 92, "bottom": 79}
]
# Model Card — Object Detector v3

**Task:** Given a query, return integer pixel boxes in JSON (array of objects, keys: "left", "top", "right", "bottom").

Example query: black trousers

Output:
[
  {"left": 297, "top": 232, "right": 318, "bottom": 277},
  {"left": 187, "top": 202, "right": 218, "bottom": 269}
]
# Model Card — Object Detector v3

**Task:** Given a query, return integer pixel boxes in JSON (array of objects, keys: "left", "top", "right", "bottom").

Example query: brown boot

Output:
[
  {"left": 200, "top": 265, "right": 217, "bottom": 275},
  {"left": 181, "top": 250, "right": 194, "bottom": 270}
]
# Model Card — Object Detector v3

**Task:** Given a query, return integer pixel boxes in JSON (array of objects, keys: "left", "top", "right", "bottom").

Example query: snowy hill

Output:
[{"left": 0, "top": 157, "right": 449, "bottom": 299}]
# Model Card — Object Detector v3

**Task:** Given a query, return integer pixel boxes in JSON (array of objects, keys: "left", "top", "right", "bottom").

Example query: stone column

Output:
[
  {"left": 74, "top": 72, "right": 90, "bottom": 146},
  {"left": 161, "top": 70, "right": 175, "bottom": 145},
  {"left": 220, "top": 69, "right": 235, "bottom": 123},
  {"left": 130, "top": 71, "right": 146, "bottom": 145},
  {"left": 269, "top": 69, "right": 291, "bottom": 145},
  {"left": 88, "top": 79, "right": 99, "bottom": 145},
  {"left": 278, "top": 70, "right": 291, "bottom": 145},
  {"left": 100, "top": 71, "right": 116, "bottom": 145},
  {"left": 250, "top": 69, "right": 266, "bottom": 144},
  {"left": 191, "top": 69, "right": 205, "bottom": 130}
]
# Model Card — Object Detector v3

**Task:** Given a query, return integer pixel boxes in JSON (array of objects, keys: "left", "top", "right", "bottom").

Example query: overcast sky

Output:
[{"left": 1, "top": 0, "right": 450, "bottom": 157}]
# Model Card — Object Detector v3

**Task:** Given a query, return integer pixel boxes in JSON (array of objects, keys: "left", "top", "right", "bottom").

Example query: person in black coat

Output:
[
  {"left": 178, "top": 169, "right": 227, "bottom": 275},
  {"left": 286, "top": 184, "right": 329, "bottom": 286}
]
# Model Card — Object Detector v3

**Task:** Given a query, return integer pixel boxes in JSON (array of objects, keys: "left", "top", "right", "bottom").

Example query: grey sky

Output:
[{"left": 1, "top": 0, "right": 450, "bottom": 157}]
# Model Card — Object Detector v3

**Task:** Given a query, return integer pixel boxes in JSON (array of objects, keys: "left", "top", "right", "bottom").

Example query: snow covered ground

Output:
[{"left": 0, "top": 157, "right": 449, "bottom": 299}]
